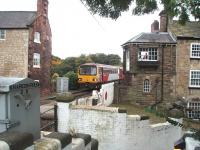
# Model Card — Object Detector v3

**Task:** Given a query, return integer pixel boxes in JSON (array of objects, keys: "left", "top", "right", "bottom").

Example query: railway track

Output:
[
  {"left": 71, "top": 89, "right": 93, "bottom": 99},
  {"left": 40, "top": 89, "right": 94, "bottom": 105}
]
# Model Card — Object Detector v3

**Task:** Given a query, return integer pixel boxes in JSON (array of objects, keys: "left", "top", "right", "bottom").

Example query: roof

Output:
[
  {"left": 0, "top": 11, "right": 36, "bottom": 29},
  {"left": 168, "top": 20, "right": 200, "bottom": 38},
  {"left": 122, "top": 32, "right": 177, "bottom": 46}
]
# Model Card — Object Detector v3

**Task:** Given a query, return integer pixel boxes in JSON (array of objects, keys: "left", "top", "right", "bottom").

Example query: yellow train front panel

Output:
[{"left": 78, "top": 75, "right": 99, "bottom": 84}]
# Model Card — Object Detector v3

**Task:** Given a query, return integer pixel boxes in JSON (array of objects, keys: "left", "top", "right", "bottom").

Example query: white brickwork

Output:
[{"left": 58, "top": 103, "right": 182, "bottom": 150}]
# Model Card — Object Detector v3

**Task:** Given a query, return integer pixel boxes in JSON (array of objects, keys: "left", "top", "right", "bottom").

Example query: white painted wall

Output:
[
  {"left": 99, "top": 82, "right": 114, "bottom": 106},
  {"left": 73, "top": 82, "right": 114, "bottom": 107},
  {"left": 57, "top": 103, "right": 182, "bottom": 150}
]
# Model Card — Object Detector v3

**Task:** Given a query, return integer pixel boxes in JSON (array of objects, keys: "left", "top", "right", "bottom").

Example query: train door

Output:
[{"left": 98, "top": 67, "right": 103, "bottom": 82}]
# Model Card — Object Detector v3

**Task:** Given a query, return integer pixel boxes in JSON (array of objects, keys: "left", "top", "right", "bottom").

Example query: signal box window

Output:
[
  {"left": 126, "top": 50, "right": 130, "bottom": 71},
  {"left": 33, "top": 53, "right": 40, "bottom": 68},
  {"left": 138, "top": 48, "right": 158, "bottom": 61},
  {"left": 80, "top": 66, "right": 97, "bottom": 75},
  {"left": 0, "top": 30, "right": 6, "bottom": 40}
]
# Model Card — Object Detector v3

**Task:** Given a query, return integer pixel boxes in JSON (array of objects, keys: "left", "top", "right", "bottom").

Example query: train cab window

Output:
[{"left": 80, "top": 65, "right": 97, "bottom": 75}]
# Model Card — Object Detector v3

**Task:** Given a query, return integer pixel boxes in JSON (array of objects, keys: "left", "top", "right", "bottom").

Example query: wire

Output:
[{"left": 79, "top": 0, "right": 105, "bottom": 31}]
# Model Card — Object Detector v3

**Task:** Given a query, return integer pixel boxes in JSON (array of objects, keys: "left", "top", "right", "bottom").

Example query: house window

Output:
[
  {"left": 0, "top": 30, "right": 6, "bottom": 40},
  {"left": 190, "top": 70, "right": 200, "bottom": 88},
  {"left": 138, "top": 48, "right": 158, "bottom": 61},
  {"left": 143, "top": 79, "right": 150, "bottom": 92},
  {"left": 126, "top": 50, "right": 130, "bottom": 71},
  {"left": 34, "top": 32, "right": 41, "bottom": 43},
  {"left": 190, "top": 43, "right": 200, "bottom": 58},
  {"left": 187, "top": 101, "right": 200, "bottom": 119},
  {"left": 33, "top": 53, "right": 40, "bottom": 68}
]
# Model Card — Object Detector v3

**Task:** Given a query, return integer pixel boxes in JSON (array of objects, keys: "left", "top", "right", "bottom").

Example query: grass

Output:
[
  {"left": 111, "top": 101, "right": 200, "bottom": 132},
  {"left": 111, "top": 101, "right": 166, "bottom": 124}
]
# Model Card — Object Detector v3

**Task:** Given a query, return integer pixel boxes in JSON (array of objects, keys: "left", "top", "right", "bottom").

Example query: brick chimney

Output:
[
  {"left": 151, "top": 20, "right": 159, "bottom": 33},
  {"left": 159, "top": 10, "right": 168, "bottom": 32},
  {"left": 37, "top": 0, "right": 49, "bottom": 17}
]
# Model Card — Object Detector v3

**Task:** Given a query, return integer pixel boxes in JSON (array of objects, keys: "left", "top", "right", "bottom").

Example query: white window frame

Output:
[
  {"left": 190, "top": 43, "right": 200, "bottom": 58},
  {"left": 187, "top": 101, "right": 200, "bottom": 119},
  {"left": 138, "top": 48, "right": 158, "bottom": 61},
  {"left": 126, "top": 50, "right": 130, "bottom": 71},
  {"left": 143, "top": 79, "right": 151, "bottom": 93},
  {"left": 189, "top": 70, "right": 200, "bottom": 88},
  {"left": 33, "top": 53, "right": 40, "bottom": 68},
  {"left": 0, "top": 30, "right": 6, "bottom": 40},
  {"left": 34, "top": 32, "right": 41, "bottom": 43}
]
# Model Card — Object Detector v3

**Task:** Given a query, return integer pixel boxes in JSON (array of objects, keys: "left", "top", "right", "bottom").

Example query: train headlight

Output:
[{"left": 78, "top": 78, "right": 82, "bottom": 81}]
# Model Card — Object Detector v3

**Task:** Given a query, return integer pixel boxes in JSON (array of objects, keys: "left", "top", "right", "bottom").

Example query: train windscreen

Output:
[{"left": 79, "top": 65, "right": 97, "bottom": 75}]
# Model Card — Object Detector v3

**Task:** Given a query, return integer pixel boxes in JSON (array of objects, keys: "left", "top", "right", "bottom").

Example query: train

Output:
[{"left": 78, "top": 63, "right": 124, "bottom": 87}]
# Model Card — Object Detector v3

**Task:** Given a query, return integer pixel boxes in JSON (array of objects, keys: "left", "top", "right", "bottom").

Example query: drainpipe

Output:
[
  {"left": 161, "top": 45, "right": 164, "bottom": 103},
  {"left": 151, "top": 45, "right": 165, "bottom": 109}
]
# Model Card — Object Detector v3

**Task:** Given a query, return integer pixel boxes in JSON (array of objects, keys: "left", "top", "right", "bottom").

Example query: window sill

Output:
[
  {"left": 33, "top": 66, "right": 40, "bottom": 69},
  {"left": 34, "top": 40, "right": 41, "bottom": 44},
  {"left": 188, "top": 86, "right": 200, "bottom": 89},
  {"left": 137, "top": 61, "right": 159, "bottom": 67},
  {"left": 190, "top": 57, "right": 200, "bottom": 59}
]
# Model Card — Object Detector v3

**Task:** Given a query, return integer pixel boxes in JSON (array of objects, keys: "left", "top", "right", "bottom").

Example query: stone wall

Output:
[
  {"left": 122, "top": 44, "right": 176, "bottom": 105},
  {"left": 57, "top": 103, "right": 182, "bottom": 150},
  {"left": 176, "top": 39, "right": 200, "bottom": 97},
  {"left": 0, "top": 29, "right": 29, "bottom": 77}
]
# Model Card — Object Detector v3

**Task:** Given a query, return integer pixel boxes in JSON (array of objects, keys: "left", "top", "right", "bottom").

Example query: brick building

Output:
[
  {"left": 0, "top": 0, "right": 52, "bottom": 95},
  {"left": 122, "top": 12, "right": 200, "bottom": 106}
]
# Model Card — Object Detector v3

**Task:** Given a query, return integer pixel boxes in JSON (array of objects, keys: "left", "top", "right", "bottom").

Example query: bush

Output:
[
  {"left": 64, "top": 71, "right": 79, "bottom": 90},
  {"left": 51, "top": 73, "right": 59, "bottom": 92}
]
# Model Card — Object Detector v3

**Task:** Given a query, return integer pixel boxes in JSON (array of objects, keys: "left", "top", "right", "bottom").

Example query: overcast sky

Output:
[{"left": 0, "top": 0, "right": 162, "bottom": 59}]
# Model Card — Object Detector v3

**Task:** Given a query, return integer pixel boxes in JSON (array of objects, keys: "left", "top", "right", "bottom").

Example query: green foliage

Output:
[
  {"left": 81, "top": 0, "right": 200, "bottom": 24},
  {"left": 64, "top": 71, "right": 79, "bottom": 90},
  {"left": 51, "top": 73, "right": 59, "bottom": 82},
  {"left": 90, "top": 53, "right": 121, "bottom": 65},
  {"left": 51, "top": 73, "right": 59, "bottom": 92}
]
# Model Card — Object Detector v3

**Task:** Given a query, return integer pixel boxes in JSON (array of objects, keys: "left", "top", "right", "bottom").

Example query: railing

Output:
[{"left": 40, "top": 104, "right": 58, "bottom": 132}]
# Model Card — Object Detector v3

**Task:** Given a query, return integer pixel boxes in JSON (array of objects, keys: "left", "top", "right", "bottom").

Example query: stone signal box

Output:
[{"left": 0, "top": 77, "right": 40, "bottom": 140}]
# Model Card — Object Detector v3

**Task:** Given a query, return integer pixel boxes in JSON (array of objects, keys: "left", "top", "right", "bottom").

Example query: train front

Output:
[{"left": 78, "top": 64, "right": 99, "bottom": 87}]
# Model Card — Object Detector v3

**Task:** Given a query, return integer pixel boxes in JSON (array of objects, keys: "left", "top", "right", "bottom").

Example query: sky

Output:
[{"left": 0, "top": 0, "right": 162, "bottom": 59}]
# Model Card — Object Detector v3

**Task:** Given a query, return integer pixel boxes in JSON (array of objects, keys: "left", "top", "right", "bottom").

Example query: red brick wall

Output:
[{"left": 28, "top": 0, "right": 52, "bottom": 95}]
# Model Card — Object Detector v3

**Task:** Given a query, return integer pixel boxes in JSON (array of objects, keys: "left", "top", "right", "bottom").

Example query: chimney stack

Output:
[
  {"left": 151, "top": 20, "right": 159, "bottom": 33},
  {"left": 37, "top": 0, "right": 49, "bottom": 17},
  {"left": 159, "top": 10, "right": 168, "bottom": 32}
]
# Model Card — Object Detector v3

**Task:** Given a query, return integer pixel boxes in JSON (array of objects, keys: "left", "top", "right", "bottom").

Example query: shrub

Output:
[{"left": 64, "top": 71, "right": 79, "bottom": 90}]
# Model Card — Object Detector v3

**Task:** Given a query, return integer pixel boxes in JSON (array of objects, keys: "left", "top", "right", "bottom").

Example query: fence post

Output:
[{"left": 54, "top": 104, "right": 58, "bottom": 132}]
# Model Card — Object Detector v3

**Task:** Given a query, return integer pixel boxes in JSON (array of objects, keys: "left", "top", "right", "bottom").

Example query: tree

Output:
[
  {"left": 106, "top": 54, "right": 121, "bottom": 65},
  {"left": 80, "top": 0, "right": 200, "bottom": 24},
  {"left": 89, "top": 53, "right": 121, "bottom": 65}
]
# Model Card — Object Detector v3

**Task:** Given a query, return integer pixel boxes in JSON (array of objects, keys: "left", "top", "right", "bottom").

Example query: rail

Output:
[{"left": 40, "top": 104, "right": 57, "bottom": 132}]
